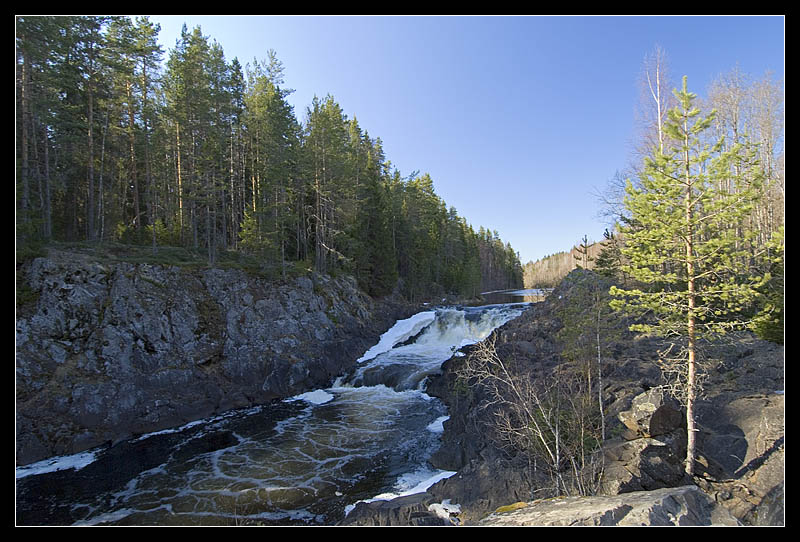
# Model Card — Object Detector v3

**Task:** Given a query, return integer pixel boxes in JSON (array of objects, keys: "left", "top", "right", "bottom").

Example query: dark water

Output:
[
  {"left": 481, "top": 288, "right": 552, "bottom": 305},
  {"left": 16, "top": 304, "right": 528, "bottom": 526}
]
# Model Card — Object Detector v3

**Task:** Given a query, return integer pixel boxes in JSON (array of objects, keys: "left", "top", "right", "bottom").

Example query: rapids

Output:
[{"left": 16, "top": 303, "right": 529, "bottom": 526}]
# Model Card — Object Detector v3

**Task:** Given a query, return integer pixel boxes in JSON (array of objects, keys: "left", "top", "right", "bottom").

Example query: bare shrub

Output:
[{"left": 456, "top": 335, "right": 604, "bottom": 497}]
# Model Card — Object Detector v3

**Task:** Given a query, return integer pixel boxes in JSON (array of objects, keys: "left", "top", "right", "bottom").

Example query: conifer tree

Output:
[
  {"left": 574, "top": 234, "right": 593, "bottom": 269},
  {"left": 610, "top": 76, "right": 765, "bottom": 476},
  {"left": 593, "top": 228, "right": 627, "bottom": 285},
  {"left": 353, "top": 157, "right": 397, "bottom": 296}
]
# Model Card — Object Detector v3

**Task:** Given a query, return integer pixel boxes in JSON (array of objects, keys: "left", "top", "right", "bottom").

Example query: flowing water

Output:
[{"left": 16, "top": 303, "right": 529, "bottom": 526}]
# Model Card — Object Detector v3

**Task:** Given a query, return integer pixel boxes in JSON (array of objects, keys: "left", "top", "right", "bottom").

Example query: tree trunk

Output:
[
  {"left": 126, "top": 80, "right": 140, "bottom": 232},
  {"left": 98, "top": 111, "right": 109, "bottom": 241},
  {"left": 683, "top": 115, "right": 697, "bottom": 477},
  {"left": 42, "top": 120, "right": 52, "bottom": 239},
  {"left": 176, "top": 122, "right": 184, "bottom": 241},
  {"left": 596, "top": 301, "right": 606, "bottom": 442},
  {"left": 19, "top": 51, "right": 31, "bottom": 219},
  {"left": 86, "top": 64, "right": 96, "bottom": 241}
]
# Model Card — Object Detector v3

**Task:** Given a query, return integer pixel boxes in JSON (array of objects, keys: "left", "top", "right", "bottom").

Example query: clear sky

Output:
[{"left": 146, "top": 15, "right": 784, "bottom": 264}]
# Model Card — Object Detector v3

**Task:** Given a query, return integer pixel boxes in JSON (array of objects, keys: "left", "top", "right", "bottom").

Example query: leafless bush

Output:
[
  {"left": 655, "top": 341, "right": 714, "bottom": 406},
  {"left": 456, "top": 335, "right": 604, "bottom": 497}
]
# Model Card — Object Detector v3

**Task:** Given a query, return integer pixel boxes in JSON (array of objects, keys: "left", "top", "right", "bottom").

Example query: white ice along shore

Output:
[
  {"left": 356, "top": 310, "right": 437, "bottom": 363},
  {"left": 15, "top": 449, "right": 100, "bottom": 480}
]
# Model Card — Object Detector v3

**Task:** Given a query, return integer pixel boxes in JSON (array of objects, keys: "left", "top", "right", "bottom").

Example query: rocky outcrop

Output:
[
  {"left": 479, "top": 485, "right": 740, "bottom": 526},
  {"left": 421, "top": 269, "right": 784, "bottom": 526},
  {"left": 600, "top": 388, "right": 692, "bottom": 495},
  {"left": 694, "top": 393, "right": 785, "bottom": 525},
  {"left": 340, "top": 493, "right": 454, "bottom": 526},
  {"left": 15, "top": 254, "right": 414, "bottom": 466}
]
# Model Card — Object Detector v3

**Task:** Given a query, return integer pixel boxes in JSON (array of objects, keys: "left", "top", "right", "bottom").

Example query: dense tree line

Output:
[
  {"left": 522, "top": 239, "right": 605, "bottom": 288},
  {"left": 16, "top": 16, "right": 522, "bottom": 300}
]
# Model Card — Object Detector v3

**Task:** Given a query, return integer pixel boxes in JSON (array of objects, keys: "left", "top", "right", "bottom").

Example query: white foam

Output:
[{"left": 428, "top": 499, "right": 461, "bottom": 523}]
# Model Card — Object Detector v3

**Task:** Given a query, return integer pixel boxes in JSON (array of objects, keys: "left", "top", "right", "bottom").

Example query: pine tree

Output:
[
  {"left": 303, "top": 95, "right": 351, "bottom": 274},
  {"left": 751, "top": 226, "right": 784, "bottom": 344},
  {"left": 574, "top": 234, "right": 593, "bottom": 269},
  {"left": 610, "top": 76, "right": 765, "bottom": 476},
  {"left": 353, "top": 156, "right": 397, "bottom": 296},
  {"left": 593, "top": 228, "right": 627, "bottom": 285}
]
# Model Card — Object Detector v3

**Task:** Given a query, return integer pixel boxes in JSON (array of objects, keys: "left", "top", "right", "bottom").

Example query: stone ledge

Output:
[{"left": 479, "top": 485, "right": 740, "bottom": 526}]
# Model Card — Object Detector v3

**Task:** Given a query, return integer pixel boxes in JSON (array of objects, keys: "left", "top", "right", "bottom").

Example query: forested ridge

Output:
[{"left": 15, "top": 16, "right": 523, "bottom": 301}]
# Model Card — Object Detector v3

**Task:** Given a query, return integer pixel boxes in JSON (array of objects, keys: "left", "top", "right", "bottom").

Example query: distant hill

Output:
[{"left": 522, "top": 239, "right": 606, "bottom": 288}]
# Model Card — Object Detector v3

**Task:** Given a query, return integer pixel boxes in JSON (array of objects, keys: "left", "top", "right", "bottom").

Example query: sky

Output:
[{"left": 145, "top": 15, "right": 784, "bottom": 264}]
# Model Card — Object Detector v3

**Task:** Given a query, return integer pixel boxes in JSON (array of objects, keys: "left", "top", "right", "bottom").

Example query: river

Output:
[{"left": 15, "top": 302, "right": 530, "bottom": 526}]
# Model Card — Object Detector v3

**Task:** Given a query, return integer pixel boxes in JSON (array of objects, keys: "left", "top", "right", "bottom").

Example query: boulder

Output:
[
  {"left": 479, "top": 485, "right": 740, "bottom": 526},
  {"left": 600, "top": 388, "right": 691, "bottom": 495},
  {"left": 601, "top": 435, "right": 691, "bottom": 495},
  {"left": 617, "top": 388, "right": 684, "bottom": 439},
  {"left": 694, "top": 393, "right": 785, "bottom": 525},
  {"left": 339, "top": 493, "right": 451, "bottom": 526}
]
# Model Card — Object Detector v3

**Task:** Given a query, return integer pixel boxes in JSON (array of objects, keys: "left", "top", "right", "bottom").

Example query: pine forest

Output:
[{"left": 15, "top": 16, "right": 524, "bottom": 301}]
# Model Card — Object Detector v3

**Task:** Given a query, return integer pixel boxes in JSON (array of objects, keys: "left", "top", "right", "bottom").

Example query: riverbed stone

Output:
[{"left": 340, "top": 493, "right": 450, "bottom": 526}]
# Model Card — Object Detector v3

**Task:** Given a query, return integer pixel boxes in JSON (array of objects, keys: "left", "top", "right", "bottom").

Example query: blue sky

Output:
[{"left": 147, "top": 15, "right": 784, "bottom": 264}]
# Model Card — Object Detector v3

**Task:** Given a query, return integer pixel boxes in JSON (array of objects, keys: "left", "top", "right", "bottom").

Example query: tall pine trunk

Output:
[
  {"left": 86, "top": 62, "right": 95, "bottom": 241},
  {"left": 683, "top": 115, "right": 697, "bottom": 477}
]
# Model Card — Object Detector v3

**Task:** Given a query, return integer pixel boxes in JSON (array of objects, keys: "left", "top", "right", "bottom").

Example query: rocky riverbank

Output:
[
  {"left": 343, "top": 269, "right": 785, "bottom": 526},
  {"left": 15, "top": 250, "right": 417, "bottom": 467},
  {"left": 16, "top": 255, "right": 783, "bottom": 526}
]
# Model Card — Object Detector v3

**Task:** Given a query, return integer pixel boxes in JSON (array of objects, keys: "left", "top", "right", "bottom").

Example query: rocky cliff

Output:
[
  {"left": 15, "top": 251, "right": 415, "bottom": 467},
  {"left": 345, "top": 269, "right": 784, "bottom": 526}
]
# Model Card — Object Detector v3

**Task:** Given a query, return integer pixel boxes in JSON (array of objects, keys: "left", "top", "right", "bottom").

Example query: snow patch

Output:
[
  {"left": 426, "top": 415, "right": 449, "bottom": 433},
  {"left": 16, "top": 449, "right": 99, "bottom": 479},
  {"left": 287, "top": 389, "right": 334, "bottom": 405},
  {"left": 357, "top": 311, "right": 436, "bottom": 363}
]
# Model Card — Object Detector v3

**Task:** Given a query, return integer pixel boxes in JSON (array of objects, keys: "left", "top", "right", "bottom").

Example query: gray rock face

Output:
[
  {"left": 479, "top": 485, "right": 740, "bottom": 526},
  {"left": 16, "top": 256, "right": 411, "bottom": 466},
  {"left": 694, "top": 393, "right": 785, "bottom": 525},
  {"left": 600, "top": 388, "right": 691, "bottom": 495},
  {"left": 617, "top": 388, "right": 685, "bottom": 439},
  {"left": 340, "top": 493, "right": 452, "bottom": 526}
]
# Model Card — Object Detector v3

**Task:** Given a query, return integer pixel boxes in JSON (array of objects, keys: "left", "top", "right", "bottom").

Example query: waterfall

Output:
[{"left": 345, "top": 305, "right": 528, "bottom": 391}]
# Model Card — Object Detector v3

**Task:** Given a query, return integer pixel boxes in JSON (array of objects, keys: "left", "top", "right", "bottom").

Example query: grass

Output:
[
  {"left": 494, "top": 502, "right": 529, "bottom": 514},
  {"left": 22, "top": 240, "right": 313, "bottom": 282}
]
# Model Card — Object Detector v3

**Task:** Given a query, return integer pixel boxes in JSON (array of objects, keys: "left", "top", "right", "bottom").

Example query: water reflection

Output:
[{"left": 481, "top": 288, "right": 552, "bottom": 305}]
